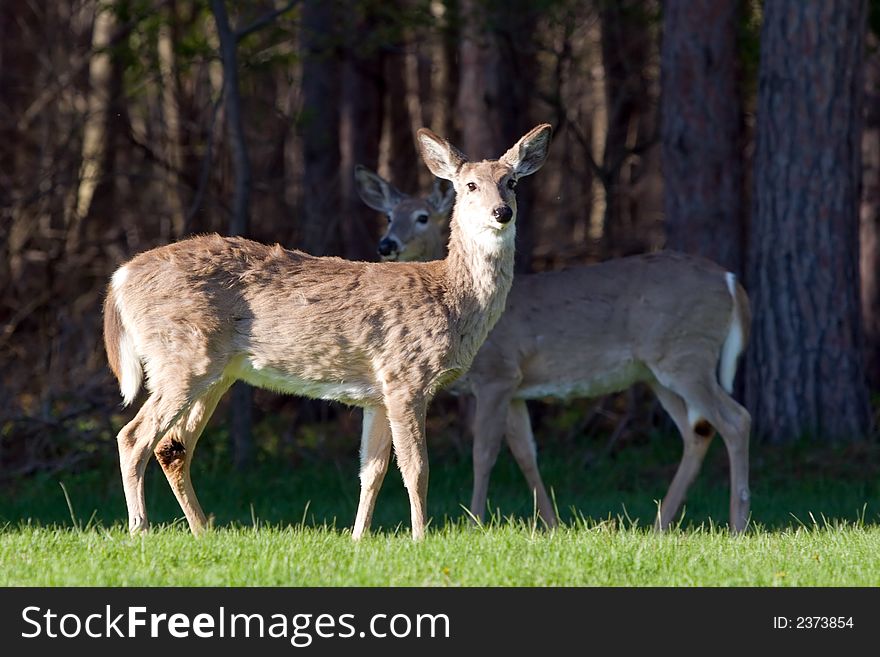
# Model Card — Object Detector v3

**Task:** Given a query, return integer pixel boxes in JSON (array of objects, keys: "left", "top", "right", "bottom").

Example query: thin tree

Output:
[
  {"left": 210, "top": 0, "right": 300, "bottom": 468},
  {"left": 211, "top": 0, "right": 254, "bottom": 469},
  {"left": 339, "top": 1, "right": 384, "bottom": 262},
  {"left": 598, "top": 0, "right": 656, "bottom": 256},
  {"left": 299, "top": 0, "right": 341, "bottom": 255}
]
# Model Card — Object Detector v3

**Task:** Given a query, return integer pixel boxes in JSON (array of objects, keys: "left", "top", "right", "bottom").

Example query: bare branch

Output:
[{"left": 235, "top": 0, "right": 301, "bottom": 42}]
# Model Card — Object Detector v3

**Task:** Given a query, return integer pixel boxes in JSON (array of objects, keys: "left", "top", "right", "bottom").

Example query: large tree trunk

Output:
[
  {"left": 299, "top": 0, "right": 341, "bottom": 256},
  {"left": 861, "top": 35, "right": 880, "bottom": 389},
  {"left": 661, "top": 0, "right": 744, "bottom": 276},
  {"left": 746, "top": 0, "right": 871, "bottom": 442}
]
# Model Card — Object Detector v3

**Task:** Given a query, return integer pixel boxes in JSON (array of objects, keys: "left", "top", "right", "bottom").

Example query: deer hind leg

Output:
[
  {"left": 352, "top": 405, "right": 393, "bottom": 540},
  {"left": 651, "top": 369, "right": 751, "bottom": 532},
  {"left": 385, "top": 395, "right": 429, "bottom": 540},
  {"left": 650, "top": 383, "right": 714, "bottom": 531},
  {"left": 154, "top": 380, "right": 231, "bottom": 536},
  {"left": 505, "top": 400, "right": 556, "bottom": 527},
  {"left": 116, "top": 387, "right": 193, "bottom": 535},
  {"left": 706, "top": 389, "right": 750, "bottom": 532},
  {"left": 469, "top": 383, "right": 516, "bottom": 524}
]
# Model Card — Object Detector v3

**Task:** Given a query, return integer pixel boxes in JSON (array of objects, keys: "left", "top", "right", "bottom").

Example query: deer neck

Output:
[{"left": 443, "top": 208, "right": 516, "bottom": 365}]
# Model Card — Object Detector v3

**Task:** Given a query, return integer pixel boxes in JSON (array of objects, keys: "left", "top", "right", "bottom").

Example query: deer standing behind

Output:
[
  {"left": 103, "top": 124, "right": 553, "bottom": 540},
  {"left": 356, "top": 168, "right": 752, "bottom": 531}
]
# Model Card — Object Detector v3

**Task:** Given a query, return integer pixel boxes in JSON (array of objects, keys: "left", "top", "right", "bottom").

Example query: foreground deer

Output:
[
  {"left": 356, "top": 169, "right": 752, "bottom": 531},
  {"left": 103, "top": 124, "right": 553, "bottom": 539}
]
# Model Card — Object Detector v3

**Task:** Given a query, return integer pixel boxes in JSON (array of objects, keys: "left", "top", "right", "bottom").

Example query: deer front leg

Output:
[
  {"left": 352, "top": 405, "right": 393, "bottom": 540},
  {"left": 385, "top": 396, "right": 429, "bottom": 540}
]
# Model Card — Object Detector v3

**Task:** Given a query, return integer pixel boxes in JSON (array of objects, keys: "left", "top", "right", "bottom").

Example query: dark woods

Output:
[{"left": 1, "top": 0, "right": 878, "bottom": 481}]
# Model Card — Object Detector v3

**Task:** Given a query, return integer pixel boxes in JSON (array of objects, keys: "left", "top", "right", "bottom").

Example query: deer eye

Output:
[
  {"left": 507, "top": 179, "right": 517, "bottom": 190},
  {"left": 466, "top": 182, "right": 477, "bottom": 192},
  {"left": 416, "top": 213, "right": 429, "bottom": 224}
]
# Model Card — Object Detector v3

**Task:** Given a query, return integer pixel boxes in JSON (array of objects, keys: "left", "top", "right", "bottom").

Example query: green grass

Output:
[
  {"left": 4, "top": 522, "right": 880, "bottom": 586},
  {"left": 2, "top": 432, "right": 880, "bottom": 586}
]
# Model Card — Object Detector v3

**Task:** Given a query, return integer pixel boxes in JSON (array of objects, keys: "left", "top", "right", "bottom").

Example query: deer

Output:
[
  {"left": 355, "top": 168, "right": 752, "bottom": 532},
  {"left": 102, "top": 123, "right": 554, "bottom": 541}
]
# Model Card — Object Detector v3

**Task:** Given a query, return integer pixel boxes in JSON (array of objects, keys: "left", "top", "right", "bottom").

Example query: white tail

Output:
[
  {"left": 719, "top": 272, "right": 746, "bottom": 394},
  {"left": 356, "top": 172, "right": 752, "bottom": 532},
  {"left": 106, "top": 266, "right": 143, "bottom": 406},
  {"left": 103, "top": 124, "right": 553, "bottom": 539}
]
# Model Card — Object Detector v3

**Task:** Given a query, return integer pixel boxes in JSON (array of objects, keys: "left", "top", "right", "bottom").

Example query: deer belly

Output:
[
  {"left": 229, "top": 358, "right": 378, "bottom": 406},
  {"left": 516, "top": 360, "right": 650, "bottom": 401}
]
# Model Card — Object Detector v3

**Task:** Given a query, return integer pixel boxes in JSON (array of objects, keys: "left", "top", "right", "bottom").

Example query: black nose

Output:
[
  {"left": 493, "top": 205, "right": 513, "bottom": 224},
  {"left": 377, "top": 238, "right": 398, "bottom": 257}
]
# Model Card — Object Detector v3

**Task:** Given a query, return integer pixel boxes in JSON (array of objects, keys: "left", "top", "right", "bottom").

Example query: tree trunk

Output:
[
  {"left": 72, "top": 3, "right": 128, "bottom": 251},
  {"left": 746, "top": 0, "right": 871, "bottom": 442},
  {"left": 385, "top": 47, "right": 420, "bottom": 198},
  {"left": 157, "top": 0, "right": 186, "bottom": 238},
  {"left": 861, "top": 35, "right": 880, "bottom": 389},
  {"left": 212, "top": 0, "right": 251, "bottom": 238},
  {"left": 661, "top": 0, "right": 744, "bottom": 276},
  {"left": 340, "top": 3, "right": 384, "bottom": 261},
  {"left": 212, "top": 0, "right": 254, "bottom": 469},
  {"left": 458, "top": 0, "right": 537, "bottom": 271},
  {"left": 435, "top": 0, "right": 460, "bottom": 142},
  {"left": 299, "top": 0, "right": 341, "bottom": 255},
  {"left": 494, "top": 1, "right": 539, "bottom": 272},
  {"left": 599, "top": 0, "right": 655, "bottom": 256},
  {"left": 457, "top": 0, "right": 503, "bottom": 161}
]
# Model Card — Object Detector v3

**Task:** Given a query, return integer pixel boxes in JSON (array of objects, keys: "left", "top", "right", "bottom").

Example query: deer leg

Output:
[
  {"left": 154, "top": 380, "right": 230, "bottom": 535},
  {"left": 352, "top": 405, "right": 393, "bottom": 540},
  {"left": 386, "top": 396, "right": 429, "bottom": 540},
  {"left": 708, "top": 391, "right": 751, "bottom": 532},
  {"left": 117, "top": 390, "right": 192, "bottom": 535},
  {"left": 650, "top": 384, "right": 713, "bottom": 530},
  {"left": 651, "top": 371, "right": 751, "bottom": 532},
  {"left": 469, "top": 383, "right": 515, "bottom": 523},
  {"left": 505, "top": 400, "right": 556, "bottom": 527}
]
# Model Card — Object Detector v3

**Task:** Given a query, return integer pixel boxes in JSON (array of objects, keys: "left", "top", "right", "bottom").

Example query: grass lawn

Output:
[{"left": 2, "top": 429, "right": 880, "bottom": 586}]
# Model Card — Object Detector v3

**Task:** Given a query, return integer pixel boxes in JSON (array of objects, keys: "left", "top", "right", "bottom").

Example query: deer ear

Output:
[
  {"left": 426, "top": 179, "right": 455, "bottom": 217},
  {"left": 499, "top": 123, "right": 553, "bottom": 178},
  {"left": 417, "top": 129, "right": 467, "bottom": 181},
  {"left": 354, "top": 165, "right": 404, "bottom": 213}
]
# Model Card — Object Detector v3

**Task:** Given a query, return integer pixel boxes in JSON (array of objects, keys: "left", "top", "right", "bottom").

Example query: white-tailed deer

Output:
[
  {"left": 355, "top": 166, "right": 454, "bottom": 262},
  {"left": 355, "top": 169, "right": 752, "bottom": 531},
  {"left": 103, "top": 124, "right": 553, "bottom": 540}
]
